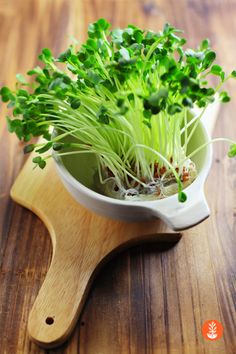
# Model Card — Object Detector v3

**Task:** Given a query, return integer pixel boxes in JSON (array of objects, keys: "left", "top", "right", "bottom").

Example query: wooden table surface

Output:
[{"left": 1, "top": 0, "right": 236, "bottom": 353}]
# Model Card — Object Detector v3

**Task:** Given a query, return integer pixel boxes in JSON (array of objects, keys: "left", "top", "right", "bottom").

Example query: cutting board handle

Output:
[
  {"left": 27, "top": 234, "right": 93, "bottom": 348},
  {"left": 26, "top": 217, "right": 180, "bottom": 348}
]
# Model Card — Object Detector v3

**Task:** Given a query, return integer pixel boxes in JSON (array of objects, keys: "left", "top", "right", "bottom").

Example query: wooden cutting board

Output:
[
  {"left": 10, "top": 102, "right": 219, "bottom": 349},
  {"left": 10, "top": 155, "right": 181, "bottom": 348}
]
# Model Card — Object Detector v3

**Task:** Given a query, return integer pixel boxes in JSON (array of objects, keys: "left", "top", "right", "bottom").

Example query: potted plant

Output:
[{"left": 1, "top": 19, "right": 236, "bottom": 228}]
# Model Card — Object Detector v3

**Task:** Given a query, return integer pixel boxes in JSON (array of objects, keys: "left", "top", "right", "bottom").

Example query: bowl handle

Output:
[
  {"left": 155, "top": 100, "right": 219, "bottom": 231},
  {"left": 149, "top": 192, "right": 210, "bottom": 231}
]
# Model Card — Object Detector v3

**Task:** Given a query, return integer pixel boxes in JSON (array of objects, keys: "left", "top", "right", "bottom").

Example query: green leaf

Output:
[
  {"left": 53, "top": 143, "right": 63, "bottom": 151},
  {"left": 70, "top": 98, "right": 81, "bottom": 109},
  {"left": 210, "top": 65, "right": 222, "bottom": 76},
  {"left": 231, "top": 70, "right": 236, "bottom": 78},
  {"left": 197, "top": 98, "right": 207, "bottom": 107},
  {"left": 0, "top": 87, "right": 11, "bottom": 95},
  {"left": 58, "top": 48, "right": 71, "bottom": 62},
  {"left": 220, "top": 71, "right": 225, "bottom": 81},
  {"left": 67, "top": 63, "right": 78, "bottom": 74},
  {"left": 27, "top": 66, "right": 44, "bottom": 75},
  {"left": 180, "top": 76, "right": 190, "bottom": 93},
  {"left": 117, "top": 98, "right": 124, "bottom": 107},
  {"left": 177, "top": 47, "right": 184, "bottom": 62},
  {"left": 86, "top": 38, "right": 98, "bottom": 51},
  {"left": 148, "top": 94, "right": 160, "bottom": 107},
  {"left": 35, "top": 142, "right": 52, "bottom": 153},
  {"left": 16, "top": 73, "right": 27, "bottom": 84},
  {"left": 163, "top": 23, "right": 174, "bottom": 35},
  {"left": 219, "top": 91, "right": 230, "bottom": 103},
  {"left": 87, "top": 70, "right": 102, "bottom": 85},
  {"left": 200, "top": 39, "right": 210, "bottom": 51},
  {"left": 111, "top": 29, "right": 123, "bottom": 44},
  {"left": 133, "top": 30, "right": 143, "bottom": 43},
  {"left": 0, "top": 87, "right": 12, "bottom": 102},
  {"left": 97, "top": 18, "right": 110, "bottom": 31},
  {"left": 119, "top": 105, "right": 128, "bottom": 115},
  {"left": 228, "top": 144, "right": 236, "bottom": 157},
  {"left": 32, "top": 156, "right": 42, "bottom": 163},
  {"left": 7, "top": 101, "right": 15, "bottom": 108},
  {"left": 13, "top": 107, "right": 22, "bottom": 116},
  {"left": 150, "top": 106, "right": 161, "bottom": 114},
  {"left": 39, "top": 160, "right": 46, "bottom": 169},
  {"left": 18, "top": 89, "right": 29, "bottom": 97},
  {"left": 6, "top": 116, "right": 14, "bottom": 133},
  {"left": 24, "top": 144, "right": 35, "bottom": 154},
  {"left": 43, "top": 132, "right": 52, "bottom": 141},
  {"left": 97, "top": 105, "right": 110, "bottom": 124},
  {"left": 42, "top": 48, "right": 52, "bottom": 59},
  {"left": 6, "top": 117, "right": 23, "bottom": 138},
  {"left": 78, "top": 51, "right": 87, "bottom": 62},
  {"left": 168, "top": 104, "right": 182, "bottom": 115},
  {"left": 182, "top": 97, "right": 193, "bottom": 107},
  {"left": 147, "top": 88, "right": 168, "bottom": 108},
  {"left": 143, "top": 109, "right": 152, "bottom": 119},
  {"left": 48, "top": 78, "right": 64, "bottom": 90},
  {"left": 178, "top": 191, "right": 187, "bottom": 203},
  {"left": 202, "top": 51, "right": 216, "bottom": 69},
  {"left": 1, "top": 95, "right": 10, "bottom": 102},
  {"left": 32, "top": 156, "right": 46, "bottom": 169},
  {"left": 119, "top": 47, "right": 130, "bottom": 61},
  {"left": 143, "top": 119, "right": 151, "bottom": 128},
  {"left": 38, "top": 48, "right": 53, "bottom": 63},
  {"left": 98, "top": 114, "right": 109, "bottom": 124}
]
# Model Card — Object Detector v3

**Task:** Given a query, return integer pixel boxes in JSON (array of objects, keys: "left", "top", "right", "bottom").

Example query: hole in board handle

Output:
[{"left": 45, "top": 317, "right": 54, "bottom": 325}]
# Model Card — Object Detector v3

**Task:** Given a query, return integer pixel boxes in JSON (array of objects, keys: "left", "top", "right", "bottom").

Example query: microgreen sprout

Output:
[{"left": 1, "top": 19, "right": 236, "bottom": 202}]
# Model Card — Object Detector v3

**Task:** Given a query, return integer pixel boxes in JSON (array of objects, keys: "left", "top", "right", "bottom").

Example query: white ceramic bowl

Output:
[{"left": 53, "top": 117, "right": 212, "bottom": 231}]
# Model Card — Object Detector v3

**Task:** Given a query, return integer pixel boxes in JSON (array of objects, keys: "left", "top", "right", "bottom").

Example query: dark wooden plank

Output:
[{"left": 0, "top": 0, "right": 236, "bottom": 353}]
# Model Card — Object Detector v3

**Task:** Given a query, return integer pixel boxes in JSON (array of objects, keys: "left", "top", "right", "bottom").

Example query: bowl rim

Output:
[{"left": 53, "top": 120, "right": 212, "bottom": 207}]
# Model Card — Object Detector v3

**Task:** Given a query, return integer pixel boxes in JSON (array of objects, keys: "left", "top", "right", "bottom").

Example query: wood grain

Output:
[{"left": 0, "top": 0, "right": 236, "bottom": 353}]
